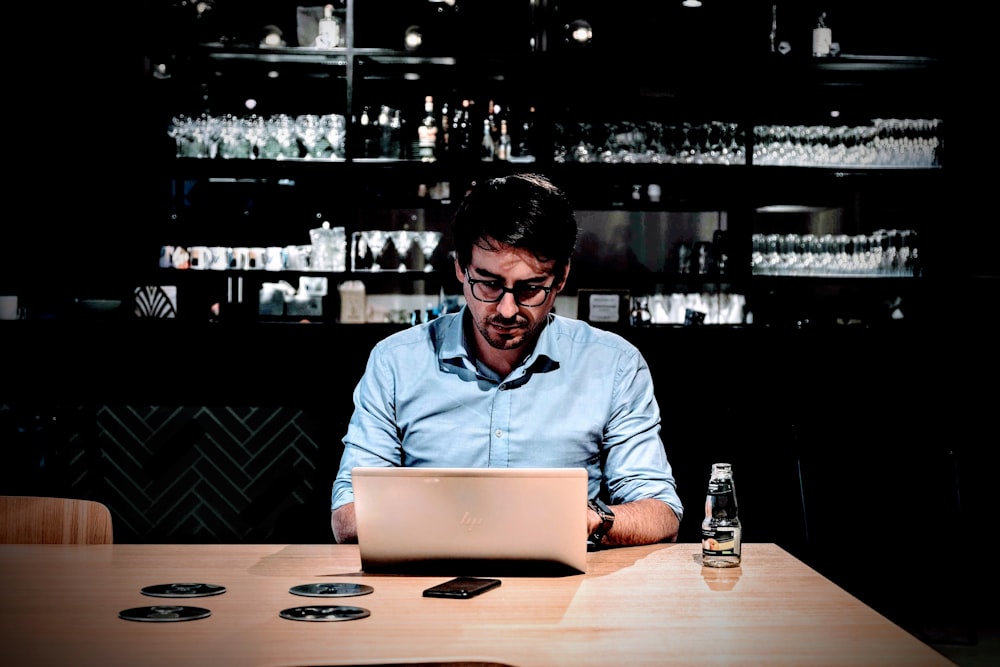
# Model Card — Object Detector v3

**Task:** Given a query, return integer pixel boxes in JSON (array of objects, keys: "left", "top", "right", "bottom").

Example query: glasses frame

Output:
[{"left": 464, "top": 268, "right": 557, "bottom": 307}]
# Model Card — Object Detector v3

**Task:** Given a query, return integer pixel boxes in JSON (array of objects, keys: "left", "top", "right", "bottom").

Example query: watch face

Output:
[{"left": 589, "top": 499, "right": 614, "bottom": 521}]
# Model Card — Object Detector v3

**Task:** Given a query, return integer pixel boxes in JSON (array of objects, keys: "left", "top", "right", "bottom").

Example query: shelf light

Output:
[
  {"left": 404, "top": 25, "right": 423, "bottom": 51},
  {"left": 566, "top": 20, "right": 593, "bottom": 45},
  {"left": 260, "top": 24, "right": 285, "bottom": 48}
]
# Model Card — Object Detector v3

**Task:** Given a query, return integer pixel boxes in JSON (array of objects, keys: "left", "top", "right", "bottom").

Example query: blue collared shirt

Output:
[{"left": 331, "top": 307, "right": 683, "bottom": 521}]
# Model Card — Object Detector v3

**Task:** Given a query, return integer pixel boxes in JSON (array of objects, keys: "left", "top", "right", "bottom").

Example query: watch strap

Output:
[{"left": 588, "top": 498, "right": 615, "bottom": 547}]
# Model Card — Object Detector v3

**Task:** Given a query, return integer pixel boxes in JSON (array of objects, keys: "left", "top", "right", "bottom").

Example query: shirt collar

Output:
[{"left": 437, "top": 306, "right": 560, "bottom": 378}]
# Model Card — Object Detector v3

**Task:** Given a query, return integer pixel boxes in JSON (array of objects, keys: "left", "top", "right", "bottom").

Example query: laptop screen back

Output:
[{"left": 352, "top": 467, "right": 588, "bottom": 576}]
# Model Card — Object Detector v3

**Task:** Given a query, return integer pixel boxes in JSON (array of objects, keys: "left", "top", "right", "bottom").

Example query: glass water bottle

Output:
[{"left": 702, "top": 462, "right": 741, "bottom": 567}]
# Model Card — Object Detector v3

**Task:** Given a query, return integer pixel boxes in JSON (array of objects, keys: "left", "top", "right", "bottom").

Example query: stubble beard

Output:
[{"left": 477, "top": 314, "right": 534, "bottom": 351}]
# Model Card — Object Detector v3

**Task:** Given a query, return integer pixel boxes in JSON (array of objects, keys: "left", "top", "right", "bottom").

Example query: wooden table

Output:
[{"left": 0, "top": 543, "right": 953, "bottom": 666}]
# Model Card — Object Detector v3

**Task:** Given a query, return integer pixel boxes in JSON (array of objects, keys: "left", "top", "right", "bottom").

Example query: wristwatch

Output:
[{"left": 587, "top": 498, "right": 615, "bottom": 547}]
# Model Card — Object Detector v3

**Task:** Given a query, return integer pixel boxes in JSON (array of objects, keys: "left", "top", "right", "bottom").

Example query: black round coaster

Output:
[
  {"left": 279, "top": 605, "right": 371, "bottom": 622},
  {"left": 119, "top": 605, "right": 212, "bottom": 622},
  {"left": 289, "top": 583, "right": 374, "bottom": 598},
  {"left": 141, "top": 583, "right": 227, "bottom": 598}
]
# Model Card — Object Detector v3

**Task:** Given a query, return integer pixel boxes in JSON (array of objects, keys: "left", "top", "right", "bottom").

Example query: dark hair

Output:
[{"left": 451, "top": 173, "right": 578, "bottom": 274}]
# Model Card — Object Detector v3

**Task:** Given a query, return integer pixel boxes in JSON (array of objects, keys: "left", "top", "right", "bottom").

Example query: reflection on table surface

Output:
[{"left": 0, "top": 542, "right": 953, "bottom": 667}]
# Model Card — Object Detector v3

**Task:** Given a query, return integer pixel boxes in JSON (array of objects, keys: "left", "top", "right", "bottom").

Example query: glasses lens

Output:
[
  {"left": 513, "top": 286, "right": 548, "bottom": 306},
  {"left": 471, "top": 281, "right": 502, "bottom": 302}
]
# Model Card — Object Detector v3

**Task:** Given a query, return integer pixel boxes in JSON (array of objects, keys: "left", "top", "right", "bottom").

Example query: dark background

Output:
[{"left": 1, "top": 0, "right": 991, "bottom": 652}]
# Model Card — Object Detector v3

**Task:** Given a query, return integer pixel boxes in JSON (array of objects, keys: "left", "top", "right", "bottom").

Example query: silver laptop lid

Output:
[{"left": 353, "top": 467, "right": 588, "bottom": 576}]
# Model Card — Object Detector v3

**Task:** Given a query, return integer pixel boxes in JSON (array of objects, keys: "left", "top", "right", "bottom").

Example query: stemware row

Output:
[{"left": 353, "top": 230, "right": 443, "bottom": 272}]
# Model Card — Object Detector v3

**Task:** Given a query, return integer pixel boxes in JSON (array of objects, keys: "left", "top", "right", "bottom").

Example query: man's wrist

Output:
[{"left": 587, "top": 498, "right": 615, "bottom": 547}]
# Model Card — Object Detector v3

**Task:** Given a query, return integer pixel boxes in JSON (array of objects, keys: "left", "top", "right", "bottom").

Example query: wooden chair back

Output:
[{"left": 0, "top": 495, "right": 114, "bottom": 544}]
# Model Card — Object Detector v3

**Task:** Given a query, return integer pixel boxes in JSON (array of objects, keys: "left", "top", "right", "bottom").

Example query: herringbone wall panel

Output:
[{"left": 1, "top": 404, "right": 342, "bottom": 544}]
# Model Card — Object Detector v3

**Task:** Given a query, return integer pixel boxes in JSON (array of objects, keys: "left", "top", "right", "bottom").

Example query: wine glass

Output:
[
  {"left": 217, "top": 114, "right": 253, "bottom": 159},
  {"left": 388, "top": 230, "right": 413, "bottom": 271},
  {"left": 416, "top": 231, "right": 442, "bottom": 272},
  {"left": 321, "top": 113, "right": 346, "bottom": 159},
  {"left": 678, "top": 122, "right": 696, "bottom": 164},
  {"left": 167, "top": 114, "right": 192, "bottom": 157},
  {"left": 173, "top": 113, "right": 215, "bottom": 158},
  {"left": 260, "top": 114, "right": 298, "bottom": 160},
  {"left": 295, "top": 114, "right": 330, "bottom": 159},
  {"left": 365, "top": 230, "right": 388, "bottom": 271}
]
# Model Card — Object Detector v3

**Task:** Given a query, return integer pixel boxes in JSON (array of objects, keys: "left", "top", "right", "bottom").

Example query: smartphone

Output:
[{"left": 422, "top": 577, "right": 502, "bottom": 599}]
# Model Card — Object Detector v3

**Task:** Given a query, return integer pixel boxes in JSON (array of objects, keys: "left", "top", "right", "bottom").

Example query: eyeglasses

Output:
[{"left": 465, "top": 269, "right": 556, "bottom": 307}]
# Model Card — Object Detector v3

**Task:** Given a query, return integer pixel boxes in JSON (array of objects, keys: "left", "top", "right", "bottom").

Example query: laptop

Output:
[{"left": 352, "top": 467, "right": 588, "bottom": 576}]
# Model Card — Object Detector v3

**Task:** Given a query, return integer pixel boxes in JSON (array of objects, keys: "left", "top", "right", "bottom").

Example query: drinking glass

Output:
[
  {"left": 167, "top": 114, "right": 192, "bottom": 157},
  {"left": 388, "top": 230, "right": 413, "bottom": 271},
  {"left": 295, "top": 114, "right": 331, "bottom": 159},
  {"left": 416, "top": 231, "right": 443, "bottom": 272},
  {"left": 321, "top": 113, "right": 347, "bottom": 159},
  {"left": 241, "top": 114, "right": 266, "bottom": 159},
  {"left": 260, "top": 114, "right": 299, "bottom": 160},
  {"left": 171, "top": 113, "right": 215, "bottom": 158},
  {"left": 365, "top": 230, "right": 388, "bottom": 271},
  {"left": 217, "top": 114, "right": 253, "bottom": 159}
]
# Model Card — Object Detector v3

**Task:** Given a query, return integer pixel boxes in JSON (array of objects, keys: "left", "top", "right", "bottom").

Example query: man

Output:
[{"left": 331, "top": 173, "right": 682, "bottom": 546}]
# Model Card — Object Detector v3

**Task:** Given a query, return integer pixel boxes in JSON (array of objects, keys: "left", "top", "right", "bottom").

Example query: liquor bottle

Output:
[
  {"left": 437, "top": 100, "right": 451, "bottom": 160},
  {"left": 417, "top": 95, "right": 438, "bottom": 162},
  {"left": 517, "top": 105, "right": 536, "bottom": 159},
  {"left": 496, "top": 119, "right": 511, "bottom": 161},
  {"left": 486, "top": 99, "right": 499, "bottom": 145},
  {"left": 315, "top": 4, "right": 341, "bottom": 49},
  {"left": 378, "top": 105, "right": 392, "bottom": 157},
  {"left": 702, "top": 463, "right": 741, "bottom": 568},
  {"left": 480, "top": 118, "right": 495, "bottom": 161},
  {"left": 769, "top": 2, "right": 777, "bottom": 53},
  {"left": 770, "top": 3, "right": 791, "bottom": 55},
  {"left": 359, "top": 105, "right": 377, "bottom": 158},
  {"left": 713, "top": 229, "right": 729, "bottom": 277},
  {"left": 456, "top": 98, "right": 473, "bottom": 158},
  {"left": 448, "top": 102, "right": 463, "bottom": 159}
]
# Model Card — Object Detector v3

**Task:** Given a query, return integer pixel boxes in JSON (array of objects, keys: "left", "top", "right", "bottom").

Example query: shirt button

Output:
[{"left": 495, "top": 429, "right": 503, "bottom": 438}]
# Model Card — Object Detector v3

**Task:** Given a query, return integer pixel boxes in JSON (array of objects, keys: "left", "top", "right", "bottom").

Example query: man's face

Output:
[{"left": 454, "top": 239, "right": 567, "bottom": 353}]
